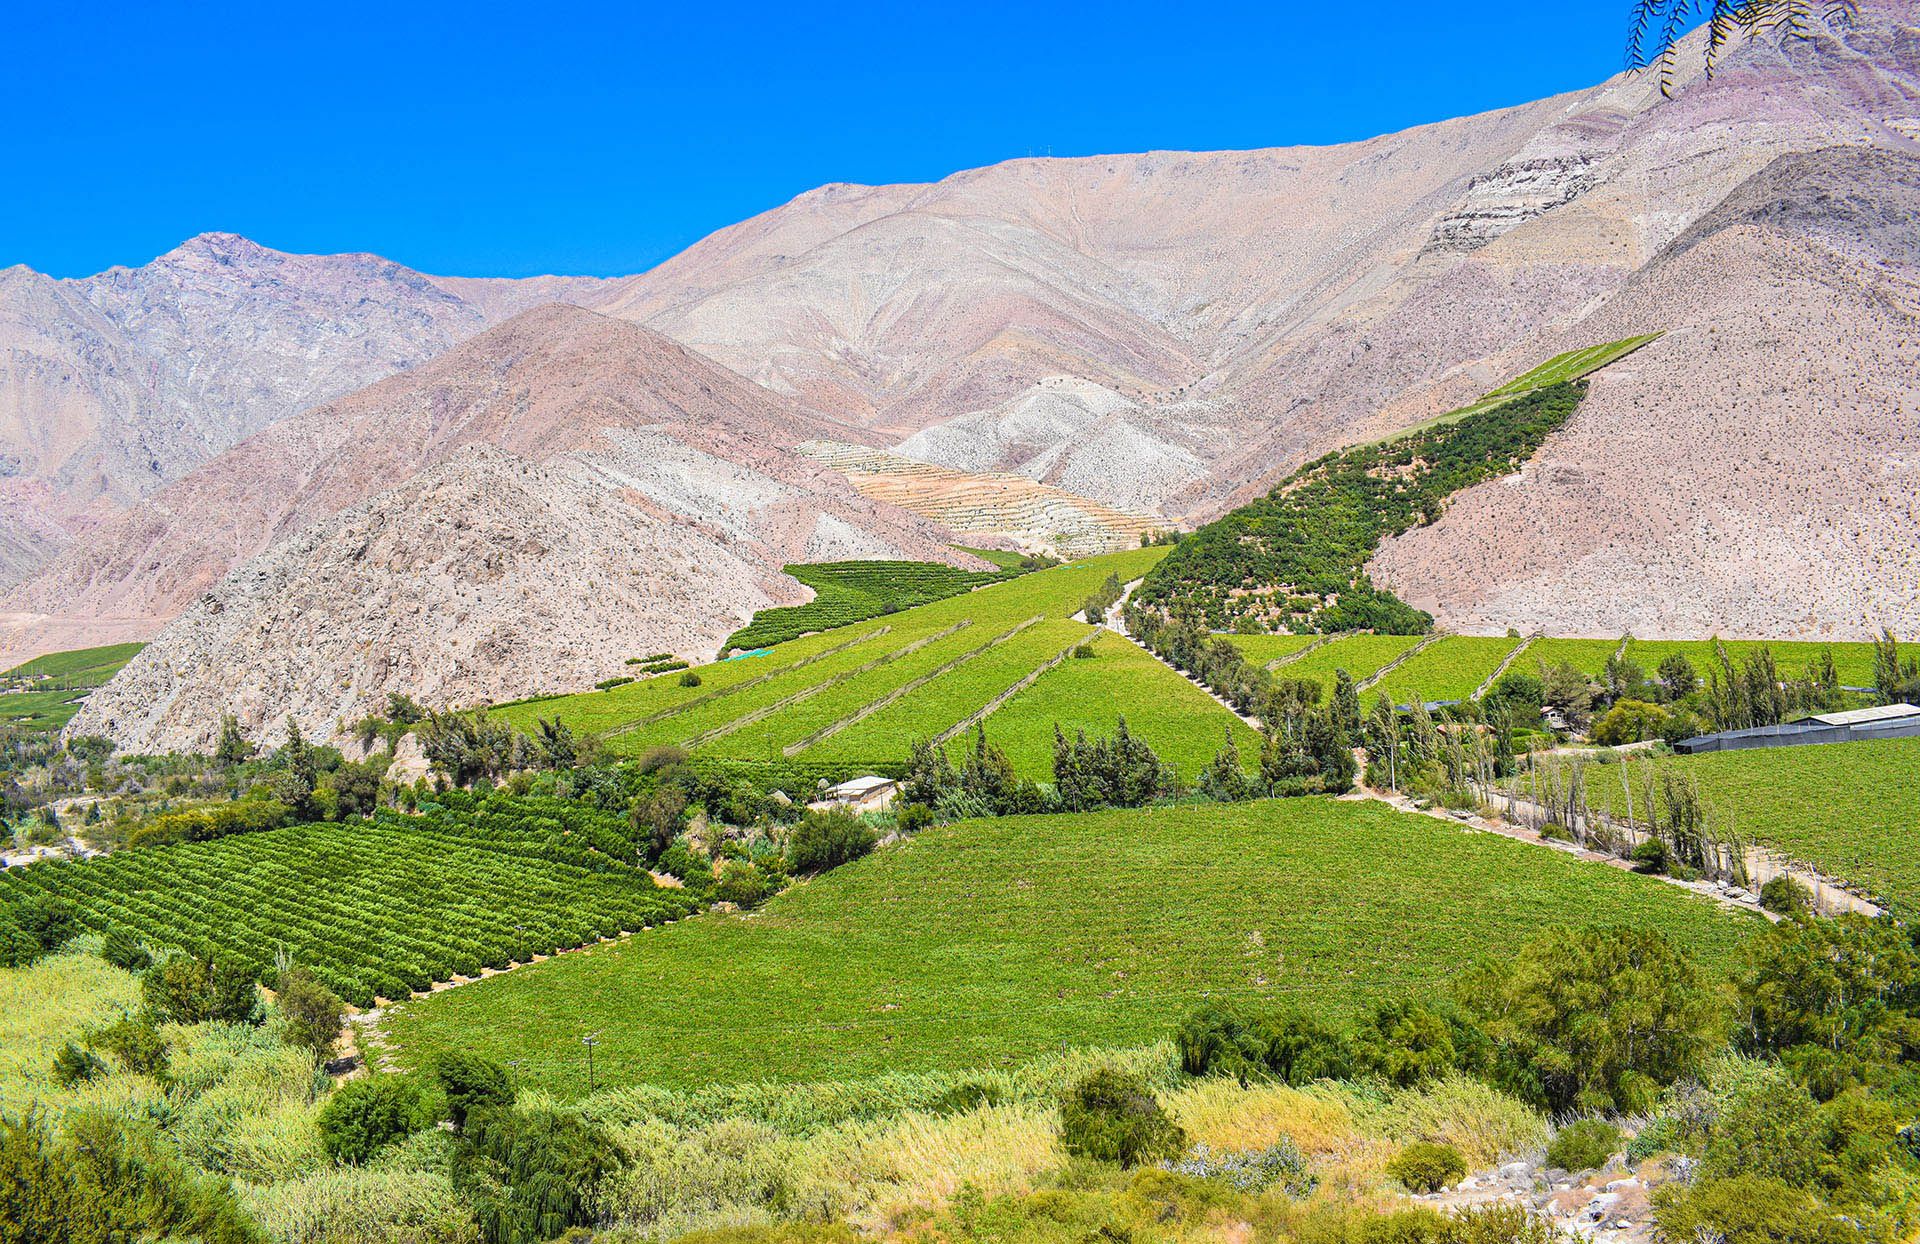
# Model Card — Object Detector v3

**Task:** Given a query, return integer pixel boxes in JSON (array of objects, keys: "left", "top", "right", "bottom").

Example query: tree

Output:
[
  {"left": 213, "top": 713, "right": 254, "bottom": 769},
  {"left": 533, "top": 717, "right": 577, "bottom": 771},
  {"left": 271, "top": 717, "right": 319, "bottom": 819},
  {"left": 436, "top": 1052, "right": 516, "bottom": 1130},
  {"left": 1657, "top": 652, "right": 1698, "bottom": 699},
  {"left": 1332, "top": 670, "right": 1363, "bottom": 740},
  {"left": 317, "top": 1077, "right": 433, "bottom": 1163},
  {"left": 1459, "top": 925, "right": 1723, "bottom": 1115},
  {"left": 1540, "top": 662, "right": 1594, "bottom": 731},
  {"left": 276, "top": 965, "right": 346, "bottom": 1064}
]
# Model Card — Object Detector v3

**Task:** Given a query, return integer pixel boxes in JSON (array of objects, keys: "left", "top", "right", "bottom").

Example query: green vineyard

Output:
[
  {"left": 721, "top": 556, "right": 1027, "bottom": 653},
  {"left": 0, "top": 796, "right": 698, "bottom": 1007}
]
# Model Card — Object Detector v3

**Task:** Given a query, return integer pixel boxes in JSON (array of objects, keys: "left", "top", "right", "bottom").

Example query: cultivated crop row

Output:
[
  {"left": 0, "top": 809, "right": 697, "bottom": 1007},
  {"left": 1372, "top": 636, "right": 1524, "bottom": 705},
  {"left": 801, "top": 620, "right": 1096, "bottom": 763},
  {"left": 963, "top": 632, "right": 1264, "bottom": 779}
]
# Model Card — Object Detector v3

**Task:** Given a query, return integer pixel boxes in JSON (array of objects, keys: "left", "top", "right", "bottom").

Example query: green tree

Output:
[
  {"left": 276, "top": 965, "right": 345, "bottom": 1064},
  {"left": 317, "top": 1076, "right": 433, "bottom": 1164},
  {"left": 1058, "top": 1068, "right": 1185, "bottom": 1167},
  {"left": 1460, "top": 925, "right": 1722, "bottom": 1115},
  {"left": 213, "top": 713, "right": 254, "bottom": 769}
]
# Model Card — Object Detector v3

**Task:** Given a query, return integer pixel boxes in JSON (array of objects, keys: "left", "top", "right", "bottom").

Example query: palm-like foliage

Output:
[{"left": 1629, "top": 1, "right": 1858, "bottom": 95}]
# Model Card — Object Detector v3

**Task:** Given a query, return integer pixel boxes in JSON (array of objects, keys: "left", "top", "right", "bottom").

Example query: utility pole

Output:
[{"left": 581, "top": 1032, "right": 600, "bottom": 1094}]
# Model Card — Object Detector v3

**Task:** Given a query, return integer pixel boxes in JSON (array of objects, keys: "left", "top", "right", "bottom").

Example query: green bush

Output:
[
  {"left": 436, "top": 1052, "right": 516, "bottom": 1129},
  {"left": 1544, "top": 1119, "right": 1620, "bottom": 1172},
  {"left": 1652, "top": 1174, "right": 1859, "bottom": 1244},
  {"left": 786, "top": 809, "right": 876, "bottom": 874},
  {"left": 1384, "top": 1141, "right": 1465, "bottom": 1193},
  {"left": 679, "top": 671, "right": 702, "bottom": 687},
  {"left": 1176, "top": 1004, "right": 1350, "bottom": 1084},
  {"left": 85, "top": 1014, "right": 170, "bottom": 1077},
  {"left": 714, "top": 861, "right": 769, "bottom": 909},
  {"left": 1629, "top": 837, "right": 1668, "bottom": 874},
  {"left": 317, "top": 1076, "right": 434, "bottom": 1164},
  {"left": 100, "top": 926, "right": 152, "bottom": 972},
  {"left": 52, "top": 1041, "right": 107, "bottom": 1087},
  {"left": 1758, "top": 876, "right": 1813, "bottom": 916},
  {"left": 1058, "top": 1068, "right": 1185, "bottom": 1167}
]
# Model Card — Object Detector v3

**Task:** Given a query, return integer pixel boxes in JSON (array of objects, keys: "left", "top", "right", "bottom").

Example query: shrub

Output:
[
  {"left": 1385, "top": 1140, "right": 1465, "bottom": 1192},
  {"left": 86, "top": 1014, "right": 170, "bottom": 1077},
  {"left": 1161, "top": 1139, "right": 1314, "bottom": 1194},
  {"left": 714, "top": 861, "right": 769, "bottom": 909},
  {"left": 679, "top": 671, "right": 702, "bottom": 688},
  {"left": 1758, "top": 876, "right": 1812, "bottom": 916},
  {"left": 144, "top": 955, "right": 261, "bottom": 1026},
  {"left": 317, "top": 1076, "right": 435, "bottom": 1164},
  {"left": 895, "top": 802, "right": 935, "bottom": 834},
  {"left": 928, "top": 1081, "right": 1005, "bottom": 1115},
  {"left": 101, "top": 926, "right": 153, "bottom": 972},
  {"left": 595, "top": 676, "right": 635, "bottom": 691},
  {"left": 1652, "top": 1174, "right": 1858, "bottom": 1244},
  {"left": 1544, "top": 1119, "right": 1620, "bottom": 1172},
  {"left": 1176, "top": 1004, "right": 1349, "bottom": 1084},
  {"left": 657, "top": 841, "right": 711, "bottom": 887},
  {"left": 436, "top": 1052, "right": 516, "bottom": 1129},
  {"left": 52, "top": 1040, "right": 107, "bottom": 1087},
  {"left": 1629, "top": 837, "right": 1668, "bottom": 874},
  {"left": 276, "top": 966, "right": 346, "bottom": 1064},
  {"left": 454, "top": 1106, "right": 621, "bottom": 1244},
  {"left": 1058, "top": 1068, "right": 1185, "bottom": 1167},
  {"left": 786, "top": 809, "right": 876, "bottom": 874}
]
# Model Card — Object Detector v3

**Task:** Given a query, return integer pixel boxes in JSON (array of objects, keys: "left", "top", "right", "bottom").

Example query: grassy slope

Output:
[
  {"left": 380, "top": 798, "right": 1757, "bottom": 1097},
  {"left": 1373, "top": 636, "right": 1522, "bottom": 705},
  {"left": 956, "top": 630, "right": 1265, "bottom": 779},
  {"left": 721, "top": 559, "right": 1022, "bottom": 654},
  {"left": 1624, "top": 638, "right": 1882, "bottom": 688},
  {"left": 0, "top": 642, "right": 147, "bottom": 733},
  {"left": 1543, "top": 738, "right": 1920, "bottom": 907},
  {"left": 1224, "top": 634, "right": 1324, "bottom": 665},
  {"left": 1276, "top": 635, "right": 1426, "bottom": 696},
  {"left": 1523, "top": 638, "right": 1623, "bottom": 678},
  {"left": 505, "top": 549, "right": 1220, "bottom": 771}
]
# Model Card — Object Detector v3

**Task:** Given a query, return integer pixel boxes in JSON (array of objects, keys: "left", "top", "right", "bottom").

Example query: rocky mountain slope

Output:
[
  {"left": 0, "top": 232, "right": 616, "bottom": 585},
  {"left": 585, "top": 3, "right": 1917, "bottom": 636},
  {"left": 1369, "top": 145, "right": 1920, "bottom": 639},
  {"left": 55, "top": 307, "right": 977, "bottom": 750}
]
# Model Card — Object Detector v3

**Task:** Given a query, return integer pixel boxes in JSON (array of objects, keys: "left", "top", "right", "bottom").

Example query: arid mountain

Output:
[
  {"left": 1369, "top": 146, "right": 1920, "bottom": 639},
  {"left": 49, "top": 307, "right": 979, "bottom": 750},
  {"left": 589, "top": 4, "right": 1918, "bottom": 634},
  {"left": 0, "top": 232, "right": 615, "bottom": 584}
]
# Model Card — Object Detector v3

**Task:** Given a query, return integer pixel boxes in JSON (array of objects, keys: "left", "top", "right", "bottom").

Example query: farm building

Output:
[
  {"left": 1675, "top": 703, "right": 1920, "bottom": 754},
  {"left": 809, "top": 775, "right": 899, "bottom": 814}
]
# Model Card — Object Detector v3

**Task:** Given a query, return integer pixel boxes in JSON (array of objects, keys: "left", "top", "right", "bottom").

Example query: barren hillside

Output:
[
  {"left": 0, "top": 233, "right": 616, "bottom": 585},
  {"left": 1369, "top": 146, "right": 1920, "bottom": 639}
]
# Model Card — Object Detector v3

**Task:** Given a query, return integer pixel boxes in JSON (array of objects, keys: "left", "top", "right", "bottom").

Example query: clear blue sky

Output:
[{"left": 6, "top": 1, "right": 1677, "bottom": 279}]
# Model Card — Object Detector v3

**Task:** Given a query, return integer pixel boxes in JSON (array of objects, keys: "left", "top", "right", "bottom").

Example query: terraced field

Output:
[
  {"left": 379, "top": 797, "right": 1756, "bottom": 1095},
  {"left": 1272, "top": 634, "right": 1426, "bottom": 696},
  {"left": 959, "top": 630, "right": 1265, "bottom": 779},
  {"left": 1223, "top": 633, "right": 1325, "bottom": 666},
  {"left": 1531, "top": 737, "right": 1920, "bottom": 909},
  {"left": 720, "top": 556, "right": 1023, "bottom": 653},
  {"left": 1371, "top": 636, "right": 1523, "bottom": 705},
  {"left": 1623, "top": 638, "right": 1882, "bottom": 688},
  {"left": 497, "top": 548, "right": 1243, "bottom": 775},
  {"left": 1484, "top": 334, "right": 1663, "bottom": 397}
]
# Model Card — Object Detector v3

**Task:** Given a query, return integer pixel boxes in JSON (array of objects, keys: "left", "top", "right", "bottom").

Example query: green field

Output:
[
  {"left": 378, "top": 798, "right": 1756, "bottom": 1096},
  {"left": 1276, "top": 634, "right": 1426, "bottom": 696},
  {"left": 954, "top": 630, "right": 1265, "bottom": 779},
  {"left": 0, "top": 641, "right": 146, "bottom": 733},
  {"left": 1223, "top": 633, "right": 1326, "bottom": 666},
  {"left": 1536, "top": 737, "right": 1920, "bottom": 908},
  {"left": 1371, "top": 636, "right": 1523, "bottom": 705},
  {"left": 0, "top": 799, "right": 696, "bottom": 1007},
  {"left": 498, "top": 548, "right": 1231, "bottom": 776},
  {"left": 1522, "top": 637, "right": 1623, "bottom": 679},
  {"left": 1484, "top": 334, "right": 1662, "bottom": 398},
  {"left": 721, "top": 557, "right": 1026, "bottom": 653},
  {"left": 1622, "top": 638, "right": 1882, "bottom": 688}
]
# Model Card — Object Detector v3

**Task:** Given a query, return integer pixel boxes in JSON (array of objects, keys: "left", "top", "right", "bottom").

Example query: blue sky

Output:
[{"left": 6, "top": 1, "right": 1679, "bottom": 278}]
